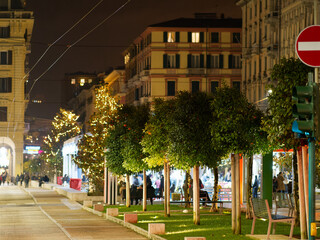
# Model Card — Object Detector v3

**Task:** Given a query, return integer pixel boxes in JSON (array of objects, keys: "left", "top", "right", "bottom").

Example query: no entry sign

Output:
[{"left": 296, "top": 25, "right": 320, "bottom": 67}]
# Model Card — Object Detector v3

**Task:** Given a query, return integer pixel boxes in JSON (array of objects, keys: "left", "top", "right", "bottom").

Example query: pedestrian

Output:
[
  {"left": 146, "top": 175, "right": 155, "bottom": 205},
  {"left": 24, "top": 173, "right": 30, "bottom": 188},
  {"left": 159, "top": 175, "right": 164, "bottom": 198},
  {"left": 252, "top": 175, "right": 259, "bottom": 198},
  {"left": 276, "top": 172, "right": 285, "bottom": 193},
  {"left": 20, "top": 173, "right": 24, "bottom": 186},
  {"left": 15, "top": 174, "right": 19, "bottom": 185}
]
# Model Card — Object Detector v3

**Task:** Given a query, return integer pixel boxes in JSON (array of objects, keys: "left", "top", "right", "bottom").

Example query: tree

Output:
[
  {"left": 211, "top": 85, "right": 268, "bottom": 233},
  {"left": 167, "top": 91, "right": 221, "bottom": 225},
  {"left": 42, "top": 108, "right": 81, "bottom": 179},
  {"left": 141, "top": 98, "right": 175, "bottom": 216},
  {"left": 105, "top": 104, "right": 151, "bottom": 208},
  {"left": 74, "top": 85, "right": 121, "bottom": 193},
  {"left": 262, "top": 58, "right": 311, "bottom": 229}
]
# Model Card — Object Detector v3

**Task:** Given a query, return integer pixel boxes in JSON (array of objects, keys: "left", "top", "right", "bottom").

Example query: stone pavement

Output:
[{"left": 0, "top": 185, "right": 146, "bottom": 240}]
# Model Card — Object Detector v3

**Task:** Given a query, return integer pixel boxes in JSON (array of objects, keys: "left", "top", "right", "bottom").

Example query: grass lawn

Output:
[{"left": 105, "top": 204, "right": 308, "bottom": 240}]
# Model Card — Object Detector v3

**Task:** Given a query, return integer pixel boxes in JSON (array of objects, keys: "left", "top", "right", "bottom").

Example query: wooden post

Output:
[
  {"left": 231, "top": 154, "right": 236, "bottom": 233},
  {"left": 302, "top": 145, "right": 309, "bottom": 232},
  {"left": 297, "top": 149, "right": 307, "bottom": 239},
  {"left": 166, "top": 162, "right": 171, "bottom": 217},
  {"left": 235, "top": 154, "right": 241, "bottom": 234},
  {"left": 126, "top": 174, "right": 130, "bottom": 207},
  {"left": 193, "top": 165, "right": 200, "bottom": 225},
  {"left": 164, "top": 162, "right": 168, "bottom": 217},
  {"left": 143, "top": 169, "right": 147, "bottom": 211}
]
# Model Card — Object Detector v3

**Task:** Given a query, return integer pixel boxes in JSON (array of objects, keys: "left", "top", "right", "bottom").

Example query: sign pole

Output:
[
  {"left": 315, "top": 0, "right": 319, "bottom": 84},
  {"left": 308, "top": 137, "right": 316, "bottom": 240}
]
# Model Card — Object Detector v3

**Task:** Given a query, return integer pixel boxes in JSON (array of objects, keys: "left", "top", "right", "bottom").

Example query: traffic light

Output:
[{"left": 292, "top": 82, "right": 319, "bottom": 138}]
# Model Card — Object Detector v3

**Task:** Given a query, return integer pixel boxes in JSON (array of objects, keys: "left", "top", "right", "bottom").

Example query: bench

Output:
[
  {"left": 273, "top": 192, "right": 293, "bottom": 217},
  {"left": 251, "top": 198, "right": 295, "bottom": 239},
  {"left": 170, "top": 201, "right": 224, "bottom": 214}
]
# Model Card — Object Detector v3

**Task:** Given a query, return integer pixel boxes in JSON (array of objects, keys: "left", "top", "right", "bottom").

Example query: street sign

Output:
[{"left": 296, "top": 25, "right": 320, "bottom": 67}]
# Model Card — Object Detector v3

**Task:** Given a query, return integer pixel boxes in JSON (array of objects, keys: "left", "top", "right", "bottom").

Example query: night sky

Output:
[{"left": 25, "top": 0, "right": 241, "bottom": 119}]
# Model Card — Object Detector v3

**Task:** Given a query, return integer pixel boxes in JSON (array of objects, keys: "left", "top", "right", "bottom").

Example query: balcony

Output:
[
  {"left": 188, "top": 68, "right": 205, "bottom": 75},
  {"left": 267, "top": 44, "right": 278, "bottom": 56},
  {"left": 265, "top": 11, "right": 279, "bottom": 24},
  {"left": 251, "top": 43, "right": 260, "bottom": 55}
]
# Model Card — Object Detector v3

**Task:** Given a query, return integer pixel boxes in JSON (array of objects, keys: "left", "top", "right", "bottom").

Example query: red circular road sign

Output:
[{"left": 296, "top": 25, "right": 320, "bottom": 67}]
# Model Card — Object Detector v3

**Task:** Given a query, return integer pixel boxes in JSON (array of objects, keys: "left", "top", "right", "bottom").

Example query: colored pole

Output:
[{"left": 308, "top": 138, "right": 315, "bottom": 240}]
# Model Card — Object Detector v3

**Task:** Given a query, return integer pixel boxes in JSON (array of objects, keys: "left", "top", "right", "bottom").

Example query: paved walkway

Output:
[{"left": 0, "top": 185, "right": 146, "bottom": 240}]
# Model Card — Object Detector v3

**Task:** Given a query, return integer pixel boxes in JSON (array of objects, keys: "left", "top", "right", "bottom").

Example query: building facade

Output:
[
  {"left": 0, "top": 1, "right": 34, "bottom": 176},
  {"left": 122, "top": 14, "right": 242, "bottom": 105},
  {"left": 236, "top": 0, "right": 314, "bottom": 110}
]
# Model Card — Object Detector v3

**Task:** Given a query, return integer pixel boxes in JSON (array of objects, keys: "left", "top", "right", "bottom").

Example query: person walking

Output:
[
  {"left": 252, "top": 175, "right": 259, "bottom": 198},
  {"left": 276, "top": 172, "right": 285, "bottom": 193},
  {"left": 24, "top": 173, "right": 30, "bottom": 188}
]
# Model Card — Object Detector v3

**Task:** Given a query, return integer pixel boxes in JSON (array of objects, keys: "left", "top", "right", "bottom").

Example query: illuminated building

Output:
[
  {"left": 0, "top": 1, "right": 34, "bottom": 175},
  {"left": 236, "top": 0, "right": 314, "bottom": 110},
  {"left": 122, "top": 13, "right": 242, "bottom": 105}
]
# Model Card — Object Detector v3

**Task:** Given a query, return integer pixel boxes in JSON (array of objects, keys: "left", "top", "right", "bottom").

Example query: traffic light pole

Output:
[{"left": 308, "top": 137, "right": 316, "bottom": 240}]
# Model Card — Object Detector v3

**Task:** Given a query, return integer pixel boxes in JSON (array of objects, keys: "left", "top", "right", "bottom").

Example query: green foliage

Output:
[
  {"left": 211, "top": 86, "right": 269, "bottom": 156},
  {"left": 262, "top": 58, "right": 311, "bottom": 150},
  {"left": 42, "top": 108, "right": 81, "bottom": 176},
  {"left": 106, "top": 104, "right": 150, "bottom": 174},
  {"left": 167, "top": 91, "right": 220, "bottom": 169},
  {"left": 141, "top": 98, "right": 175, "bottom": 168}
]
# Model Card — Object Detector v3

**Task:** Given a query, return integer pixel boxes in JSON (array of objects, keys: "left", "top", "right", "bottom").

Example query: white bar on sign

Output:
[{"left": 298, "top": 41, "right": 320, "bottom": 51}]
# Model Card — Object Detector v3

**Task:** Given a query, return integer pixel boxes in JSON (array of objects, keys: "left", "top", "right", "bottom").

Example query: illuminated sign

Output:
[{"left": 24, "top": 146, "right": 41, "bottom": 155}]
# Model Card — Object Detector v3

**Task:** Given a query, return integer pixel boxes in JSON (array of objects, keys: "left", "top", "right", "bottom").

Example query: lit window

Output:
[
  {"left": 124, "top": 53, "right": 130, "bottom": 64},
  {"left": 71, "top": 79, "right": 76, "bottom": 84},
  {"left": 80, "top": 78, "right": 85, "bottom": 86},
  {"left": 167, "top": 32, "right": 175, "bottom": 42},
  {"left": 88, "top": 79, "right": 92, "bottom": 83},
  {"left": 192, "top": 32, "right": 200, "bottom": 43}
]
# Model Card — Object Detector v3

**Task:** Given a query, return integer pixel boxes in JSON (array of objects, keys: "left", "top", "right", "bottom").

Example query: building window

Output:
[
  {"left": 188, "top": 32, "right": 204, "bottom": 43},
  {"left": 163, "top": 54, "right": 180, "bottom": 68},
  {"left": 0, "top": 107, "right": 7, "bottom": 122},
  {"left": 0, "top": 51, "right": 12, "bottom": 65},
  {"left": 163, "top": 32, "right": 180, "bottom": 43},
  {"left": 167, "top": 81, "right": 175, "bottom": 96},
  {"left": 0, "top": 26, "right": 9, "bottom": 38},
  {"left": 228, "top": 55, "right": 241, "bottom": 69},
  {"left": 191, "top": 81, "right": 200, "bottom": 93},
  {"left": 187, "top": 54, "right": 204, "bottom": 68},
  {"left": 211, "top": 81, "right": 219, "bottom": 94},
  {"left": 233, "top": 33, "right": 240, "bottom": 43},
  {"left": 207, "top": 55, "right": 219, "bottom": 68},
  {"left": 71, "top": 79, "right": 76, "bottom": 84},
  {"left": 135, "top": 88, "right": 139, "bottom": 101},
  {"left": 232, "top": 81, "right": 241, "bottom": 91},
  {"left": 192, "top": 32, "right": 200, "bottom": 43},
  {"left": 0, "top": 77, "right": 11, "bottom": 93},
  {"left": 211, "top": 32, "right": 219, "bottom": 43}
]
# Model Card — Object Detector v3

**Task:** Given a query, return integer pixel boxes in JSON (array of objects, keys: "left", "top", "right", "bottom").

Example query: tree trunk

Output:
[
  {"left": 126, "top": 175, "right": 130, "bottom": 207},
  {"left": 235, "top": 154, "right": 241, "bottom": 234},
  {"left": 193, "top": 165, "right": 200, "bottom": 225},
  {"left": 184, "top": 170, "right": 190, "bottom": 208},
  {"left": 143, "top": 169, "right": 147, "bottom": 211},
  {"left": 231, "top": 154, "right": 236, "bottom": 233},
  {"left": 302, "top": 146, "right": 309, "bottom": 232},
  {"left": 166, "top": 162, "right": 171, "bottom": 217},
  {"left": 210, "top": 166, "right": 219, "bottom": 212},
  {"left": 246, "top": 155, "right": 253, "bottom": 219},
  {"left": 297, "top": 148, "right": 307, "bottom": 239},
  {"left": 164, "top": 162, "right": 168, "bottom": 217},
  {"left": 292, "top": 148, "right": 300, "bottom": 227}
]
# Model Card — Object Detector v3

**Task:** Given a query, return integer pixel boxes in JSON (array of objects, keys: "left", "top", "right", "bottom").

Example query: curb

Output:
[{"left": 82, "top": 206, "right": 166, "bottom": 240}]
